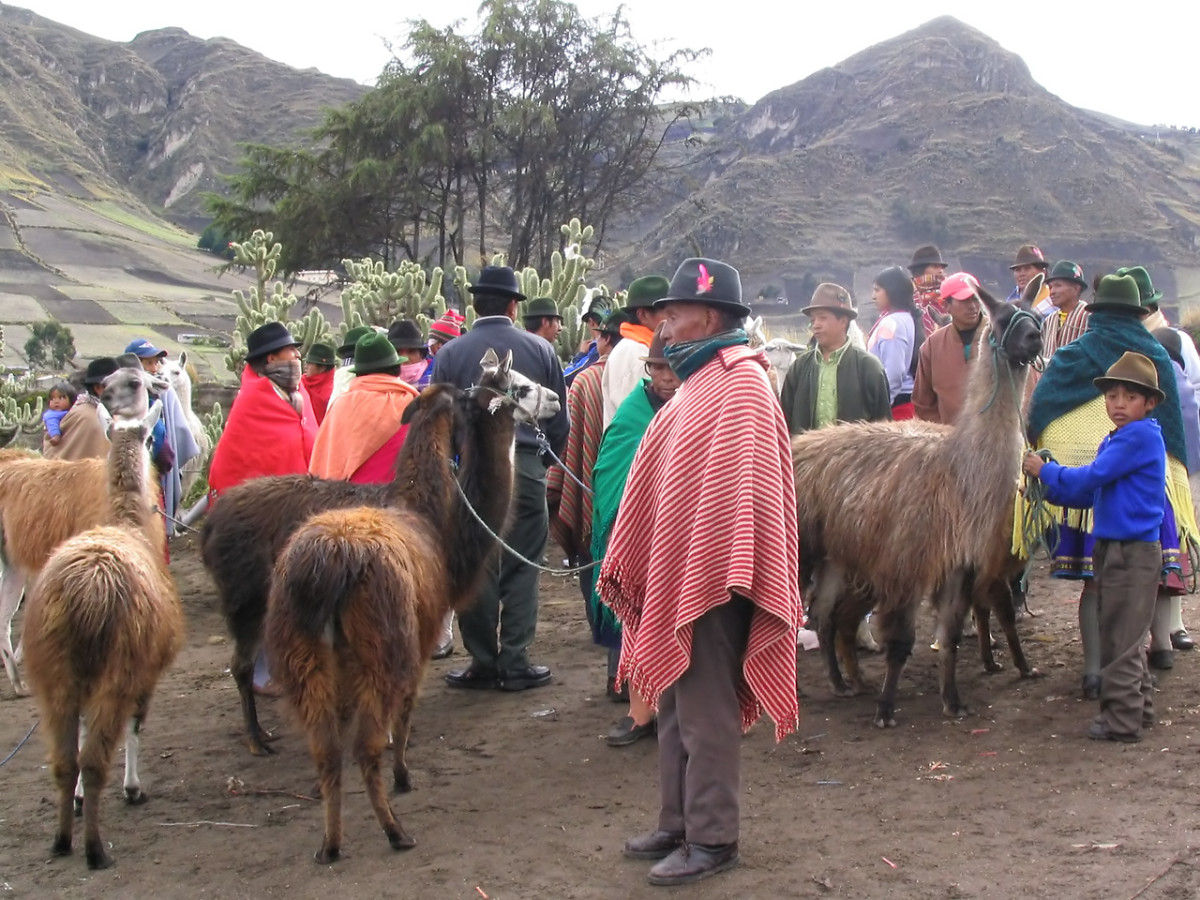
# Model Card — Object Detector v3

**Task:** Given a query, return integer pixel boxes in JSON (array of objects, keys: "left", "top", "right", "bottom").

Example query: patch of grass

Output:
[
  {"left": 0, "top": 165, "right": 48, "bottom": 192},
  {"left": 84, "top": 200, "right": 196, "bottom": 248}
]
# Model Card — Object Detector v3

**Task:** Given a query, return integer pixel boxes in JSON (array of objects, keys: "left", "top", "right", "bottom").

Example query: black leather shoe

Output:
[
  {"left": 1171, "top": 629, "right": 1195, "bottom": 651},
  {"left": 444, "top": 666, "right": 498, "bottom": 690},
  {"left": 498, "top": 664, "right": 552, "bottom": 691},
  {"left": 647, "top": 842, "right": 739, "bottom": 886},
  {"left": 623, "top": 830, "right": 684, "bottom": 860},
  {"left": 605, "top": 716, "right": 656, "bottom": 747},
  {"left": 1149, "top": 649, "right": 1174, "bottom": 670},
  {"left": 1087, "top": 721, "right": 1140, "bottom": 743},
  {"left": 1081, "top": 674, "right": 1101, "bottom": 701}
]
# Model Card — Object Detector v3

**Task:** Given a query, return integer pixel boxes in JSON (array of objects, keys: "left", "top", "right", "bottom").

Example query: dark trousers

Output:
[
  {"left": 1094, "top": 539, "right": 1160, "bottom": 735},
  {"left": 459, "top": 449, "right": 548, "bottom": 673},
  {"left": 657, "top": 596, "right": 753, "bottom": 846}
]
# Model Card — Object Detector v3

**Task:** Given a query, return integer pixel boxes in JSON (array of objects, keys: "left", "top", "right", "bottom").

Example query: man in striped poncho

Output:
[{"left": 598, "top": 257, "right": 801, "bottom": 887}]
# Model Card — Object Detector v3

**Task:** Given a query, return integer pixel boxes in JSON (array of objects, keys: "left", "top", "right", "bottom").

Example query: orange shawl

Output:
[
  {"left": 619, "top": 322, "right": 655, "bottom": 346},
  {"left": 308, "top": 374, "right": 418, "bottom": 481}
]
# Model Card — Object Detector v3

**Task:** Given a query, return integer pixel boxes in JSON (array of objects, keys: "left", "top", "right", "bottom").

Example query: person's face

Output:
[
  {"left": 809, "top": 309, "right": 849, "bottom": 352},
  {"left": 1105, "top": 384, "right": 1156, "bottom": 428},
  {"left": 585, "top": 316, "right": 603, "bottom": 339},
  {"left": 303, "top": 362, "right": 326, "bottom": 377},
  {"left": 636, "top": 307, "right": 667, "bottom": 329},
  {"left": 919, "top": 264, "right": 948, "bottom": 284},
  {"left": 537, "top": 317, "right": 562, "bottom": 342},
  {"left": 48, "top": 391, "right": 71, "bottom": 411},
  {"left": 872, "top": 283, "right": 891, "bottom": 312},
  {"left": 1012, "top": 264, "right": 1042, "bottom": 291},
  {"left": 1047, "top": 279, "right": 1083, "bottom": 311},
  {"left": 428, "top": 340, "right": 443, "bottom": 357},
  {"left": 948, "top": 294, "right": 982, "bottom": 330},
  {"left": 267, "top": 346, "right": 301, "bottom": 364},
  {"left": 139, "top": 355, "right": 163, "bottom": 374},
  {"left": 645, "top": 360, "right": 680, "bottom": 403},
  {"left": 660, "top": 302, "right": 715, "bottom": 345}
]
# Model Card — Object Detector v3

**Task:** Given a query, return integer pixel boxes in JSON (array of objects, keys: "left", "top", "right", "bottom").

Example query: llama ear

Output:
[
  {"left": 974, "top": 285, "right": 1001, "bottom": 316},
  {"left": 479, "top": 348, "right": 499, "bottom": 374},
  {"left": 179, "top": 350, "right": 189, "bottom": 368},
  {"left": 500, "top": 350, "right": 513, "bottom": 375},
  {"left": 142, "top": 400, "right": 164, "bottom": 434},
  {"left": 1018, "top": 273, "right": 1044, "bottom": 311}
]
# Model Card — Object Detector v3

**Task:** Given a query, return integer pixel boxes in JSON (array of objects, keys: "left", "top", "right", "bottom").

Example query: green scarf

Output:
[{"left": 664, "top": 328, "right": 749, "bottom": 381}]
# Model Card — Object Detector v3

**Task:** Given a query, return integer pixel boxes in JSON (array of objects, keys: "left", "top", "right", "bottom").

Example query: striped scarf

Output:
[
  {"left": 598, "top": 346, "right": 801, "bottom": 740},
  {"left": 548, "top": 357, "right": 606, "bottom": 559}
]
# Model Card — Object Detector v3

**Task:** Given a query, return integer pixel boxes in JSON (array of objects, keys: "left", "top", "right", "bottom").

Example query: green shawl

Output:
[{"left": 587, "top": 382, "right": 662, "bottom": 647}]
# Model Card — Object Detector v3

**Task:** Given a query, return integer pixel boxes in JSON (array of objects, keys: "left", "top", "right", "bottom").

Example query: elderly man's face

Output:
[
  {"left": 645, "top": 360, "right": 680, "bottom": 403},
  {"left": 660, "top": 302, "right": 715, "bottom": 345}
]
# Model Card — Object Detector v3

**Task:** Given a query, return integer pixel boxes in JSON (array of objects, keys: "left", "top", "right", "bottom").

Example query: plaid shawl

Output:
[
  {"left": 548, "top": 357, "right": 606, "bottom": 559},
  {"left": 598, "top": 346, "right": 801, "bottom": 740}
]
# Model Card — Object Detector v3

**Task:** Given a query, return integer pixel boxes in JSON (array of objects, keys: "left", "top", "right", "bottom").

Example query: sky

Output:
[{"left": 13, "top": 0, "right": 1199, "bottom": 127}]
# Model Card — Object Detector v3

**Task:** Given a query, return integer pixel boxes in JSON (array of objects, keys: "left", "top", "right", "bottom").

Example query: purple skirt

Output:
[{"left": 1051, "top": 501, "right": 1187, "bottom": 594}]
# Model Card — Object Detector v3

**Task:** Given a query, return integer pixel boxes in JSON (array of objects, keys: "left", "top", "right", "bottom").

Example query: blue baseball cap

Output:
[{"left": 125, "top": 338, "right": 167, "bottom": 359}]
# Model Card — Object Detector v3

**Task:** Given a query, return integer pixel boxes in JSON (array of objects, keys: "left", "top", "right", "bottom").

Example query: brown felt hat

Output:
[
  {"left": 1009, "top": 244, "right": 1050, "bottom": 270},
  {"left": 1093, "top": 351, "right": 1165, "bottom": 402},
  {"left": 639, "top": 325, "right": 670, "bottom": 364},
  {"left": 908, "top": 245, "right": 947, "bottom": 272},
  {"left": 801, "top": 283, "right": 857, "bottom": 320}
]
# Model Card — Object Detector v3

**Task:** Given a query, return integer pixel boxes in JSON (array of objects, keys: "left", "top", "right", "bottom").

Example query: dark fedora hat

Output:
[
  {"left": 468, "top": 265, "right": 526, "bottom": 301},
  {"left": 523, "top": 297, "right": 561, "bottom": 320},
  {"left": 353, "top": 332, "right": 406, "bottom": 375},
  {"left": 908, "top": 245, "right": 947, "bottom": 272},
  {"left": 246, "top": 321, "right": 300, "bottom": 361},
  {"left": 83, "top": 357, "right": 119, "bottom": 385},
  {"left": 387, "top": 319, "right": 428, "bottom": 357},
  {"left": 1045, "top": 260, "right": 1087, "bottom": 290},
  {"left": 338, "top": 325, "right": 375, "bottom": 357},
  {"left": 624, "top": 275, "right": 670, "bottom": 310},
  {"left": 1087, "top": 273, "right": 1144, "bottom": 315},
  {"left": 1009, "top": 244, "right": 1050, "bottom": 270},
  {"left": 304, "top": 342, "right": 336, "bottom": 367},
  {"left": 802, "top": 283, "right": 858, "bottom": 320},
  {"left": 1116, "top": 265, "right": 1164, "bottom": 308},
  {"left": 639, "top": 325, "right": 670, "bottom": 364},
  {"left": 1093, "top": 351, "right": 1165, "bottom": 402},
  {"left": 654, "top": 258, "right": 750, "bottom": 317}
]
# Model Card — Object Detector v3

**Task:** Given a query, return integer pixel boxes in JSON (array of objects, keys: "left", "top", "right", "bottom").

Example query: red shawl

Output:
[
  {"left": 598, "top": 346, "right": 801, "bottom": 740},
  {"left": 208, "top": 367, "right": 317, "bottom": 496},
  {"left": 549, "top": 357, "right": 606, "bottom": 559},
  {"left": 302, "top": 369, "right": 335, "bottom": 425}
]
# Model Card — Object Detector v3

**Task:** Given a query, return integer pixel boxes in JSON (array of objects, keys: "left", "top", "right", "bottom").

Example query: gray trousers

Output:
[
  {"left": 1094, "top": 539, "right": 1160, "bottom": 735},
  {"left": 657, "top": 596, "right": 753, "bottom": 846},
  {"left": 459, "top": 449, "right": 548, "bottom": 673}
]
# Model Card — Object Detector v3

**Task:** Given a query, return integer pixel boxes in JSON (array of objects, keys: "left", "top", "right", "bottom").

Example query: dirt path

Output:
[{"left": 1, "top": 538, "right": 1198, "bottom": 899}]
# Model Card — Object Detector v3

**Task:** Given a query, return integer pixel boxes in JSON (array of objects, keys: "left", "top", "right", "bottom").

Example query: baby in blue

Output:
[{"left": 42, "top": 381, "right": 76, "bottom": 449}]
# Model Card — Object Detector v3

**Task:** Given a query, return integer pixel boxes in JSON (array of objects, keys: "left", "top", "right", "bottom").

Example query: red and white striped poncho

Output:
[{"left": 598, "top": 345, "right": 801, "bottom": 740}]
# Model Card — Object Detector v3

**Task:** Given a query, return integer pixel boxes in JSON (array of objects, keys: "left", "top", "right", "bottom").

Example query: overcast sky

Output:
[{"left": 16, "top": 0, "right": 1199, "bottom": 127}]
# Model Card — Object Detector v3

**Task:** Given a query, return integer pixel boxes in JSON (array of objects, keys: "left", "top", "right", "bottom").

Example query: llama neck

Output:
[
  {"left": 390, "top": 413, "right": 456, "bottom": 517},
  {"left": 107, "top": 422, "right": 156, "bottom": 532}
]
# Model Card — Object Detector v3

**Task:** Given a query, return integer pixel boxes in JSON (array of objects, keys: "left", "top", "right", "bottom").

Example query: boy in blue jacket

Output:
[{"left": 1023, "top": 351, "right": 1167, "bottom": 742}]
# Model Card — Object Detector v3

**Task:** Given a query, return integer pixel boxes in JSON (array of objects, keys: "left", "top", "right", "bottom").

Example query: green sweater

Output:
[{"left": 780, "top": 343, "right": 893, "bottom": 434}]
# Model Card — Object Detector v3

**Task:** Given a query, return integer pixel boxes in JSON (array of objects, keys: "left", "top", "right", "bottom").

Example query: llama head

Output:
[
  {"left": 161, "top": 351, "right": 192, "bottom": 399},
  {"left": 100, "top": 368, "right": 163, "bottom": 433},
  {"left": 478, "top": 349, "right": 561, "bottom": 424},
  {"left": 745, "top": 316, "right": 766, "bottom": 348},
  {"left": 977, "top": 285, "right": 1043, "bottom": 366},
  {"left": 762, "top": 337, "right": 806, "bottom": 373}
]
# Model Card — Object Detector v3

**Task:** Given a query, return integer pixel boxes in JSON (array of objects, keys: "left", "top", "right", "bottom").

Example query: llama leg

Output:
[
  {"left": 231, "top": 631, "right": 275, "bottom": 755},
  {"left": 49, "top": 711, "right": 80, "bottom": 857},
  {"left": 309, "top": 713, "right": 346, "bottom": 864},
  {"left": 392, "top": 693, "right": 416, "bottom": 794},
  {"left": 874, "top": 605, "right": 916, "bottom": 729},
  {"left": 0, "top": 568, "right": 28, "bottom": 695},
  {"left": 79, "top": 713, "right": 124, "bottom": 870},
  {"left": 74, "top": 719, "right": 87, "bottom": 816},
  {"left": 936, "top": 572, "right": 972, "bottom": 718},
  {"left": 812, "top": 569, "right": 852, "bottom": 696},
  {"left": 990, "top": 581, "right": 1039, "bottom": 678},
  {"left": 123, "top": 714, "right": 148, "bottom": 805},
  {"left": 358, "top": 709, "right": 414, "bottom": 851}
]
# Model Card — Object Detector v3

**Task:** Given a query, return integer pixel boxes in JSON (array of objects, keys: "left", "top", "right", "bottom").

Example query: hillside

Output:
[{"left": 620, "top": 16, "right": 1200, "bottom": 311}]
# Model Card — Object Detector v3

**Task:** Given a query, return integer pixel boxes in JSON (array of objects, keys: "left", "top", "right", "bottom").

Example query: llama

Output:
[
  {"left": 792, "top": 285, "right": 1042, "bottom": 728},
  {"left": 161, "top": 351, "right": 210, "bottom": 495},
  {"left": 267, "top": 362, "right": 525, "bottom": 862},
  {"left": 201, "top": 352, "right": 560, "bottom": 756},
  {"left": 0, "top": 453, "right": 166, "bottom": 696},
  {"left": 761, "top": 338, "right": 806, "bottom": 396},
  {"left": 22, "top": 368, "right": 185, "bottom": 870}
]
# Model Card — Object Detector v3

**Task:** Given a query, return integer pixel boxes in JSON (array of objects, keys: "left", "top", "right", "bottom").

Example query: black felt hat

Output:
[
  {"left": 908, "top": 245, "right": 947, "bottom": 272},
  {"left": 468, "top": 265, "right": 526, "bottom": 301},
  {"left": 245, "top": 322, "right": 300, "bottom": 361},
  {"left": 387, "top": 319, "right": 429, "bottom": 357},
  {"left": 654, "top": 258, "right": 750, "bottom": 317},
  {"left": 83, "top": 357, "right": 119, "bottom": 385}
]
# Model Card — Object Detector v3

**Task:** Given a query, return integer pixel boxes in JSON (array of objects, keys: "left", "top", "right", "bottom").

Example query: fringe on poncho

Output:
[{"left": 598, "top": 346, "right": 802, "bottom": 741}]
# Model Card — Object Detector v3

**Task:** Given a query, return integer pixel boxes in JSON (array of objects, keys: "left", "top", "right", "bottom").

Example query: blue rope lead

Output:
[{"left": 0, "top": 720, "right": 38, "bottom": 769}]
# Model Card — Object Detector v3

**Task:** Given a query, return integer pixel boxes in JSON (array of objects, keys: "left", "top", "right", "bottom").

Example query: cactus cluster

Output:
[
  {"left": 0, "top": 373, "right": 44, "bottom": 447},
  {"left": 339, "top": 258, "right": 461, "bottom": 342},
  {"left": 224, "top": 230, "right": 334, "bottom": 374}
]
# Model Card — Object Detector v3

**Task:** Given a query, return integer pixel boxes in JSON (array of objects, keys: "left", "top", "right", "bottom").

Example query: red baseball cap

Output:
[{"left": 940, "top": 272, "right": 981, "bottom": 302}]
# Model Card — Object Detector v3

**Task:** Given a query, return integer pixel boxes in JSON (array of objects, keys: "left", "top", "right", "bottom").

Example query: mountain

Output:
[
  {"left": 0, "top": 2, "right": 367, "bottom": 225},
  {"left": 622, "top": 16, "right": 1200, "bottom": 310}
]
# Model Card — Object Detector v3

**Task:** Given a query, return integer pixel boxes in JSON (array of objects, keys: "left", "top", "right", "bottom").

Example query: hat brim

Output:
[
  {"left": 1045, "top": 276, "right": 1088, "bottom": 290},
  {"left": 468, "top": 285, "right": 526, "bottom": 302},
  {"left": 1093, "top": 375, "right": 1165, "bottom": 402},
  {"left": 1086, "top": 301, "right": 1145, "bottom": 315},
  {"left": 801, "top": 303, "right": 858, "bottom": 320},
  {"left": 1009, "top": 261, "right": 1050, "bottom": 270},
  {"left": 246, "top": 334, "right": 301, "bottom": 360},
  {"left": 908, "top": 261, "right": 947, "bottom": 272},
  {"left": 353, "top": 355, "right": 407, "bottom": 374},
  {"left": 652, "top": 297, "right": 752, "bottom": 317},
  {"left": 133, "top": 349, "right": 168, "bottom": 359}
]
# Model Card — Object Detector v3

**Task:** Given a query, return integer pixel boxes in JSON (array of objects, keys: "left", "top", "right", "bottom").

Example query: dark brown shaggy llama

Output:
[
  {"left": 23, "top": 369, "right": 184, "bottom": 870},
  {"left": 266, "top": 372, "right": 523, "bottom": 863},
  {"left": 202, "top": 351, "right": 559, "bottom": 756},
  {"left": 793, "top": 286, "right": 1043, "bottom": 728}
]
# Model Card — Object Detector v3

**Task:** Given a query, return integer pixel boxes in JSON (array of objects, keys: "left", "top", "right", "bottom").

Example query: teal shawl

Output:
[
  {"left": 1028, "top": 311, "right": 1186, "bottom": 465},
  {"left": 587, "top": 383, "right": 662, "bottom": 647},
  {"left": 664, "top": 328, "right": 748, "bottom": 380}
]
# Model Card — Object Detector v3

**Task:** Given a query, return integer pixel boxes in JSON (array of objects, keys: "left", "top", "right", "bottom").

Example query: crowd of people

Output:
[{"left": 47, "top": 243, "right": 1198, "bottom": 886}]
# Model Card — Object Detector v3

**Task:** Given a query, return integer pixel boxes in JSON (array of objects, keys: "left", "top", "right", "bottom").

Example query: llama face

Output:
[
  {"left": 478, "top": 350, "right": 561, "bottom": 424},
  {"left": 981, "top": 287, "right": 1043, "bottom": 366},
  {"left": 161, "top": 352, "right": 192, "bottom": 399},
  {"left": 100, "top": 369, "right": 152, "bottom": 422}
]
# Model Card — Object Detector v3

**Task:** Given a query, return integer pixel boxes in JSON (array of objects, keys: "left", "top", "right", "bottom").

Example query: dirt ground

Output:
[{"left": 1, "top": 538, "right": 1199, "bottom": 900}]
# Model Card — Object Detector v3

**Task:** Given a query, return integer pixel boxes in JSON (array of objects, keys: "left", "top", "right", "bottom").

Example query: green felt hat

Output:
[
  {"left": 352, "top": 332, "right": 406, "bottom": 374},
  {"left": 1087, "top": 274, "right": 1144, "bottom": 315},
  {"left": 1045, "top": 260, "right": 1087, "bottom": 290},
  {"left": 523, "top": 297, "right": 561, "bottom": 320},
  {"left": 1115, "top": 265, "right": 1164, "bottom": 307},
  {"left": 304, "top": 343, "right": 336, "bottom": 366},
  {"left": 338, "top": 325, "right": 375, "bottom": 357},
  {"left": 624, "top": 275, "right": 670, "bottom": 310}
]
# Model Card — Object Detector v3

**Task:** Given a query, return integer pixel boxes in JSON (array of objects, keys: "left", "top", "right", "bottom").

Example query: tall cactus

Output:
[
  {"left": 0, "top": 373, "right": 44, "bottom": 448},
  {"left": 223, "top": 230, "right": 334, "bottom": 374},
  {"left": 340, "top": 258, "right": 453, "bottom": 342}
]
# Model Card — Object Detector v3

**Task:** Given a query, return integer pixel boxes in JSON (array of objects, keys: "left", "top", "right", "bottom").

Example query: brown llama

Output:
[
  {"left": 266, "top": 355, "right": 528, "bottom": 863},
  {"left": 792, "top": 285, "right": 1043, "bottom": 728},
  {"left": 202, "top": 351, "right": 559, "bottom": 755},
  {"left": 22, "top": 368, "right": 184, "bottom": 870}
]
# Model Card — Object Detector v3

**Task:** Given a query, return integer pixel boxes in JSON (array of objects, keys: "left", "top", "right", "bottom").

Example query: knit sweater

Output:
[{"left": 779, "top": 343, "right": 892, "bottom": 433}]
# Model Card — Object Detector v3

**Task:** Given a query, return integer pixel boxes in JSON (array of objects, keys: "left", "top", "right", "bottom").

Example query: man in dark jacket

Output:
[
  {"left": 779, "top": 284, "right": 892, "bottom": 433},
  {"left": 432, "top": 265, "right": 569, "bottom": 692}
]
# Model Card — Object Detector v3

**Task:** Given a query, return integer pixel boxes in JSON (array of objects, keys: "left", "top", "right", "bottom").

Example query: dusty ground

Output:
[{"left": 1, "top": 539, "right": 1199, "bottom": 900}]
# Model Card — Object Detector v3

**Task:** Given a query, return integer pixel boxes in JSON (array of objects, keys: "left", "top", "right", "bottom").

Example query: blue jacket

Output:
[{"left": 1039, "top": 418, "right": 1166, "bottom": 542}]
